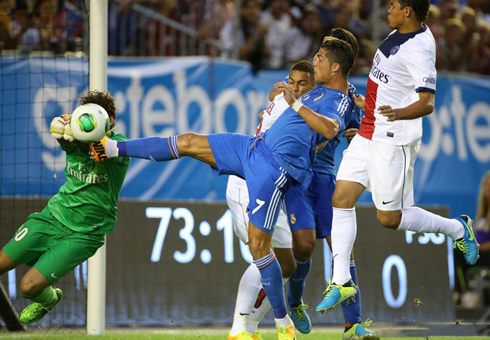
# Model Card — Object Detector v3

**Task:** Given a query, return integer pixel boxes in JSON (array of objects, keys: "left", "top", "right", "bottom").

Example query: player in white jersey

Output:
[
  {"left": 316, "top": 0, "right": 480, "bottom": 312},
  {"left": 227, "top": 61, "right": 316, "bottom": 340}
]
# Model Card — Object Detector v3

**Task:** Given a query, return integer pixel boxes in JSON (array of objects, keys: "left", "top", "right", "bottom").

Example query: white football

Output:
[{"left": 70, "top": 104, "right": 110, "bottom": 143}]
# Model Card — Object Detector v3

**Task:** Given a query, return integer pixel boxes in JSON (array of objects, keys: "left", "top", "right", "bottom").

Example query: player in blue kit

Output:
[
  {"left": 91, "top": 39, "right": 355, "bottom": 340},
  {"left": 225, "top": 29, "right": 376, "bottom": 340}
]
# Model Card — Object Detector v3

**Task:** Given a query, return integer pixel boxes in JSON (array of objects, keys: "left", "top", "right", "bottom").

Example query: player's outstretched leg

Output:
[
  {"left": 19, "top": 286, "right": 63, "bottom": 324},
  {"left": 287, "top": 255, "right": 311, "bottom": 334},
  {"left": 91, "top": 133, "right": 219, "bottom": 168},
  {"left": 341, "top": 259, "right": 378, "bottom": 340},
  {"left": 396, "top": 208, "right": 479, "bottom": 265}
]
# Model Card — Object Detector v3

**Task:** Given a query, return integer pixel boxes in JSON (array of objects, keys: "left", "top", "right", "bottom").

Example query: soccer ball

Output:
[{"left": 70, "top": 104, "right": 110, "bottom": 143}]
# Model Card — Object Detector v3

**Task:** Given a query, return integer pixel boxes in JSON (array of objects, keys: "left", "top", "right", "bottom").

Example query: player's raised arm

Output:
[{"left": 275, "top": 81, "right": 339, "bottom": 140}]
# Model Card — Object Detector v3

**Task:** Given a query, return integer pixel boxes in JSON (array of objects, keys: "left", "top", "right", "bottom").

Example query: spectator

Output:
[
  {"left": 0, "top": 0, "right": 13, "bottom": 50},
  {"left": 454, "top": 172, "right": 490, "bottom": 307},
  {"left": 439, "top": 0, "right": 458, "bottom": 22},
  {"left": 475, "top": 172, "right": 490, "bottom": 257},
  {"left": 219, "top": 0, "right": 269, "bottom": 72},
  {"left": 54, "top": 0, "right": 85, "bottom": 52},
  {"left": 146, "top": 0, "right": 179, "bottom": 56},
  {"left": 25, "top": 0, "right": 67, "bottom": 54},
  {"left": 332, "top": 2, "right": 368, "bottom": 39},
  {"left": 440, "top": 18, "right": 466, "bottom": 72},
  {"left": 315, "top": 0, "right": 336, "bottom": 32},
  {"left": 461, "top": 7, "right": 480, "bottom": 70},
  {"left": 260, "top": 0, "right": 291, "bottom": 68},
  {"left": 283, "top": 5, "right": 321, "bottom": 67},
  {"left": 469, "top": 22, "right": 490, "bottom": 74},
  {"left": 425, "top": 4, "right": 446, "bottom": 70},
  {"left": 11, "top": 0, "right": 31, "bottom": 50},
  {"left": 197, "top": 0, "right": 234, "bottom": 43}
]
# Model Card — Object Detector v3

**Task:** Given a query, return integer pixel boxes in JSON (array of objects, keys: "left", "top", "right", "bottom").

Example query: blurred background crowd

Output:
[{"left": 0, "top": 0, "right": 489, "bottom": 74}]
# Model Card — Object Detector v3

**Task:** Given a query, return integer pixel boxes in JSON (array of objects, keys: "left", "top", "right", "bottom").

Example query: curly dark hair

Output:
[
  {"left": 79, "top": 90, "right": 117, "bottom": 129},
  {"left": 399, "top": 0, "right": 430, "bottom": 22}
]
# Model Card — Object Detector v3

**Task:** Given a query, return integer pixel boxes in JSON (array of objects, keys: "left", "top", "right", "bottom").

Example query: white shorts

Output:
[
  {"left": 226, "top": 176, "right": 292, "bottom": 248},
  {"left": 337, "top": 135, "right": 420, "bottom": 211}
]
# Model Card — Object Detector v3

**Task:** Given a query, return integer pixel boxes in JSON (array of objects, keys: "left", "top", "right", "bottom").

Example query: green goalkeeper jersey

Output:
[{"left": 48, "top": 133, "right": 131, "bottom": 234}]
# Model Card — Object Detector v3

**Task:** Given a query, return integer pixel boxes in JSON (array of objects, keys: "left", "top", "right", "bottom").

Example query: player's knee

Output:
[
  {"left": 293, "top": 240, "right": 315, "bottom": 260},
  {"left": 332, "top": 190, "right": 353, "bottom": 209},
  {"left": 19, "top": 278, "right": 42, "bottom": 297},
  {"left": 377, "top": 211, "right": 401, "bottom": 230}
]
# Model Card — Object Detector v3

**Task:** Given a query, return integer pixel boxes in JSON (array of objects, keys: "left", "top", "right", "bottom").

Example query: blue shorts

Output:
[
  {"left": 283, "top": 172, "right": 336, "bottom": 238},
  {"left": 208, "top": 134, "right": 291, "bottom": 234}
]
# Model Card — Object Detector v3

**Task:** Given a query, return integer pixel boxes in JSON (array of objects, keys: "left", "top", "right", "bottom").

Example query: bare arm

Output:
[
  {"left": 274, "top": 82, "right": 339, "bottom": 140},
  {"left": 342, "top": 128, "right": 358, "bottom": 144},
  {"left": 269, "top": 88, "right": 281, "bottom": 101},
  {"left": 378, "top": 92, "right": 435, "bottom": 122}
]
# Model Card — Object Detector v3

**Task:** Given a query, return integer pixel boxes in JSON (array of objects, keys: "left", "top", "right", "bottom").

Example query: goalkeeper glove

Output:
[
  {"left": 90, "top": 137, "right": 109, "bottom": 162},
  {"left": 50, "top": 114, "right": 73, "bottom": 140},
  {"left": 50, "top": 116, "right": 66, "bottom": 139},
  {"left": 62, "top": 115, "right": 75, "bottom": 142}
]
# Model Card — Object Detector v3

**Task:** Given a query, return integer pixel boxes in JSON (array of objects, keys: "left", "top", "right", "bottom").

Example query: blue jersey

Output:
[
  {"left": 264, "top": 85, "right": 353, "bottom": 188},
  {"left": 312, "top": 83, "right": 361, "bottom": 175}
]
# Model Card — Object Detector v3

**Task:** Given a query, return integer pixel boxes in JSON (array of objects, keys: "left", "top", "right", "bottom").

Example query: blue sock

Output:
[
  {"left": 287, "top": 255, "right": 311, "bottom": 307},
  {"left": 341, "top": 258, "right": 362, "bottom": 328},
  {"left": 254, "top": 252, "right": 288, "bottom": 319},
  {"left": 118, "top": 136, "right": 180, "bottom": 161}
]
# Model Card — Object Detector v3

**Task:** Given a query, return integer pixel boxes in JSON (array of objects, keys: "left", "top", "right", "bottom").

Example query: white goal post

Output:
[{"left": 86, "top": 0, "right": 108, "bottom": 335}]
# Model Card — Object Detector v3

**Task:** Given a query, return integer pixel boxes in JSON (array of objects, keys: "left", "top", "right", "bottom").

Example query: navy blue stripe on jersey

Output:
[
  {"left": 416, "top": 86, "right": 436, "bottom": 94},
  {"left": 379, "top": 25, "right": 427, "bottom": 58}
]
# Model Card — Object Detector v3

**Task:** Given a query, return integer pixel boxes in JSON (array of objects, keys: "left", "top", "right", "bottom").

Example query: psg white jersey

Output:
[
  {"left": 228, "top": 92, "right": 291, "bottom": 188},
  {"left": 359, "top": 25, "right": 437, "bottom": 145}
]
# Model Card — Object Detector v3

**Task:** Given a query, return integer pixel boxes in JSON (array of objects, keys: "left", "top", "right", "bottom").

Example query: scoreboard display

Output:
[{"left": 0, "top": 198, "right": 454, "bottom": 326}]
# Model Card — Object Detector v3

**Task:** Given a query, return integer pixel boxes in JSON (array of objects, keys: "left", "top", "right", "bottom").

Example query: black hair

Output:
[
  {"left": 320, "top": 39, "right": 354, "bottom": 77},
  {"left": 290, "top": 60, "right": 315, "bottom": 84},
  {"left": 399, "top": 0, "right": 430, "bottom": 22},
  {"left": 322, "top": 28, "right": 359, "bottom": 60}
]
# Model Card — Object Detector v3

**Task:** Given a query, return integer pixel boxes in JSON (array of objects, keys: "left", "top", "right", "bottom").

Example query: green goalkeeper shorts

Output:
[{"left": 2, "top": 206, "right": 105, "bottom": 285}]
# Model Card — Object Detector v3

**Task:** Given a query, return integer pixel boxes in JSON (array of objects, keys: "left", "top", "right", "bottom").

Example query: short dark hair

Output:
[
  {"left": 320, "top": 39, "right": 354, "bottom": 78},
  {"left": 79, "top": 90, "right": 117, "bottom": 129},
  {"left": 322, "top": 28, "right": 359, "bottom": 60},
  {"left": 399, "top": 0, "right": 430, "bottom": 22},
  {"left": 290, "top": 60, "right": 315, "bottom": 84}
]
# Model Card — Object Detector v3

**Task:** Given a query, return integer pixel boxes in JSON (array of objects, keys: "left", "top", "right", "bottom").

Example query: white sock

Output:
[
  {"left": 332, "top": 207, "right": 357, "bottom": 285},
  {"left": 104, "top": 139, "right": 118, "bottom": 158},
  {"left": 275, "top": 314, "right": 292, "bottom": 328},
  {"left": 230, "top": 264, "right": 263, "bottom": 336},
  {"left": 397, "top": 207, "right": 464, "bottom": 240},
  {"left": 248, "top": 277, "right": 289, "bottom": 332}
]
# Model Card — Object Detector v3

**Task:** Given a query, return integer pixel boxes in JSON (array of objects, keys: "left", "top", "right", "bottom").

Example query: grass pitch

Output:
[{"left": 0, "top": 330, "right": 488, "bottom": 339}]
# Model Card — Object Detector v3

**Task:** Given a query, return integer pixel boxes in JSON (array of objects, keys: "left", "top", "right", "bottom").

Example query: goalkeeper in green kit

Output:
[{"left": 0, "top": 90, "right": 130, "bottom": 324}]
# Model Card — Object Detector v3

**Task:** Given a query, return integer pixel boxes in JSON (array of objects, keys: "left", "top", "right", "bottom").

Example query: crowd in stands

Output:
[
  {"left": 0, "top": 0, "right": 85, "bottom": 54},
  {"left": 0, "top": 0, "right": 489, "bottom": 75}
]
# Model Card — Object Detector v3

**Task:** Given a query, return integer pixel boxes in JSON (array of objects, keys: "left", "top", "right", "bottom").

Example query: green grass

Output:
[{"left": 0, "top": 331, "right": 488, "bottom": 340}]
